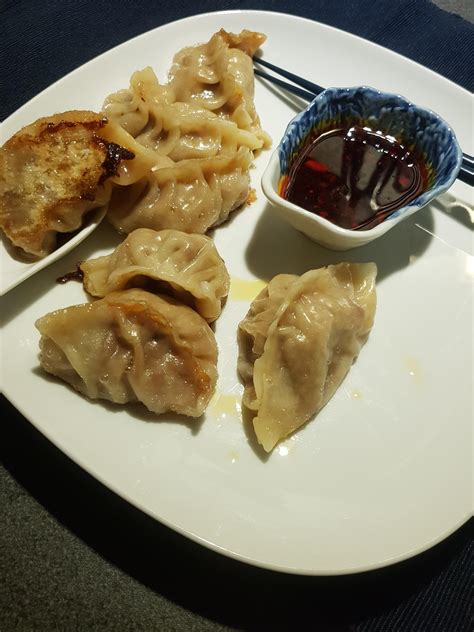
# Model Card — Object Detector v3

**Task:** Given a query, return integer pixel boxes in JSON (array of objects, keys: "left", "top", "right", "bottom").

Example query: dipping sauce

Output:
[
  {"left": 280, "top": 126, "right": 428, "bottom": 230},
  {"left": 56, "top": 263, "right": 84, "bottom": 284}
]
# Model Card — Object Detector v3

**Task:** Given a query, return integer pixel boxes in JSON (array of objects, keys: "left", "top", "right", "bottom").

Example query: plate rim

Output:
[
  {"left": 3, "top": 383, "right": 472, "bottom": 576},
  {"left": 1, "top": 9, "right": 472, "bottom": 576},
  {"left": 2, "top": 9, "right": 472, "bottom": 127}
]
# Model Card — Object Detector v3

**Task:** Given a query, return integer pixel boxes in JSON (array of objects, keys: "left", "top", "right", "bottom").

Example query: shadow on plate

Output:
[
  {"left": 256, "top": 74, "right": 309, "bottom": 114},
  {"left": 245, "top": 203, "right": 435, "bottom": 284},
  {"left": 1, "top": 222, "right": 123, "bottom": 327},
  {"left": 30, "top": 367, "right": 204, "bottom": 434},
  {"left": 431, "top": 191, "right": 474, "bottom": 231},
  {"left": 1, "top": 394, "right": 471, "bottom": 631}
]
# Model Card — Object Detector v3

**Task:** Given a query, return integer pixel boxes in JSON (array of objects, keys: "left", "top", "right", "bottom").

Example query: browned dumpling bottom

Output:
[
  {"left": 0, "top": 110, "right": 133, "bottom": 258},
  {"left": 36, "top": 289, "right": 218, "bottom": 417}
]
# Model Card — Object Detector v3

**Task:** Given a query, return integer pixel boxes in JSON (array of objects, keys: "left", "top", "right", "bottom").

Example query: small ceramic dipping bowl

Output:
[{"left": 261, "top": 86, "right": 462, "bottom": 250}]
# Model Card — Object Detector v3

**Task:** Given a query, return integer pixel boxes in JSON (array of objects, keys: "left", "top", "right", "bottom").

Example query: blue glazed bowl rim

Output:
[{"left": 277, "top": 85, "right": 463, "bottom": 224}]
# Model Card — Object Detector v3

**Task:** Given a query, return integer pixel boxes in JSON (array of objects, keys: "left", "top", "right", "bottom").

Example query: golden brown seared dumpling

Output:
[
  {"left": 238, "top": 263, "right": 377, "bottom": 451},
  {"left": 0, "top": 111, "right": 134, "bottom": 258},
  {"left": 36, "top": 289, "right": 218, "bottom": 417},
  {"left": 80, "top": 228, "right": 230, "bottom": 322}
]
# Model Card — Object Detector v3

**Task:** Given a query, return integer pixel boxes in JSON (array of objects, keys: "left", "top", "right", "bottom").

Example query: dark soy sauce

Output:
[
  {"left": 282, "top": 126, "right": 427, "bottom": 230},
  {"left": 56, "top": 263, "right": 84, "bottom": 284}
]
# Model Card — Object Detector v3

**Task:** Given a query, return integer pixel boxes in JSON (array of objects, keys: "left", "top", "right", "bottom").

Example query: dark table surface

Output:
[{"left": 1, "top": 1, "right": 472, "bottom": 630}]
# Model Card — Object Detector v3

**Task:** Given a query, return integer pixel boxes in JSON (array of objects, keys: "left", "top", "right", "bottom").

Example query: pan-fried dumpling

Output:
[
  {"left": 80, "top": 228, "right": 230, "bottom": 322},
  {"left": 0, "top": 111, "right": 134, "bottom": 258},
  {"left": 238, "top": 263, "right": 377, "bottom": 451},
  {"left": 36, "top": 289, "right": 218, "bottom": 417},
  {"left": 102, "top": 30, "right": 271, "bottom": 235}
]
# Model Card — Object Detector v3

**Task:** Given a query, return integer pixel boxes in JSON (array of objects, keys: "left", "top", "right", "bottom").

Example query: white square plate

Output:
[{"left": 1, "top": 10, "right": 472, "bottom": 575}]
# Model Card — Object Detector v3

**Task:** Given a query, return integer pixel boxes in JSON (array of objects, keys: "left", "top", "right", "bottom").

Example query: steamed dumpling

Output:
[
  {"left": 80, "top": 228, "right": 230, "bottom": 322},
  {"left": 238, "top": 263, "right": 377, "bottom": 451},
  {"left": 105, "top": 147, "right": 253, "bottom": 235},
  {"left": 36, "top": 289, "right": 218, "bottom": 417},
  {"left": 169, "top": 29, "right": 271, "bottom": 145},
  {"left": 102, "top": 30, "right": 271, "bottom": 236}
]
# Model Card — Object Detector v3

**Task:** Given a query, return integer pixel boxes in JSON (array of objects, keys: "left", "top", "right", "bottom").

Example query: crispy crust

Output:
[{"left": 0, "top": 110, "right": 134, "bottom": 258}]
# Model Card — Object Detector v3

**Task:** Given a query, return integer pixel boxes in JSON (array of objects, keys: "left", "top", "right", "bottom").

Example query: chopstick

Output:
[
  {"left": 253, "top": 58, "right": 474, "bottom": 187},
  {"left": 253, "top": 68, "right": 316, "bottom": 102},
  {"left": 254, "top": 57, "right": 324, "bottom": 97}
]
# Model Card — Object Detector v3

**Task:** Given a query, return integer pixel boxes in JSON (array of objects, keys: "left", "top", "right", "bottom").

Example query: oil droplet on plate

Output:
[
  {"left": 229, "top": 277, "right": 267, "bottom": 302},
  {"left": 351, "top": 389, "right": 363, "bottom": 399},
  {"left": 403, "top": 356, "right": 423, "bottom": 385},
  {"left": 228, "top": 450, "right": 239, "bottom": 464},
  {"left": 209, "top": 392, "right": 241, "bottom": 422}
]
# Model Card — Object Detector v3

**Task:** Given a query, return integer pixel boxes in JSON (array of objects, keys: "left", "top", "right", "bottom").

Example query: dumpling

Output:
[
  {"left": 36, "top": 289, "right": 218, "bottom": 417},
  {"left": 102, "top": 30, "right": 271, "bottom": 236},
  {"left": 105, "top": 148, "right": 253, "bottom": 235},
  {"left": 80, "top": 228, "right": 230, "bottom": 322},
  {"left": 103, "top": 67, "right": 264, "bottom": 161},
  {"left": 102, "top": 66, "right": 176, "bottom": 138},
  {"left": 237, "top": 273, "right": 297, "bottom": 406},
  {"left": 238, "top": 263, "right": 377, "bottom": 451},
  {"left": 0, "top": 111, "right": 134, "bottom": 258},
  {"left": 169, "top": 29, "right": 271, "bottom": 145}
]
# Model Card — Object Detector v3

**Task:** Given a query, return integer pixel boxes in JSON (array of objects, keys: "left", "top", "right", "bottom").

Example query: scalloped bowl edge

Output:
[{"left": 262, "top": 86, "right": 462, "bottom": 251}]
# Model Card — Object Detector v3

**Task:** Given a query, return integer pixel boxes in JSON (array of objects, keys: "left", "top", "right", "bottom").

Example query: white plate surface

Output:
[{"left": 1, "top": 11, "right": 473, "bottom": 575}]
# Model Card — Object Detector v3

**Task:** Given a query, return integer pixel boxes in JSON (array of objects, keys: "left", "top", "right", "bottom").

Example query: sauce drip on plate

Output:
[
  {"left": 281, "top": 126, "right": 427, "bottom": 230},
  {"left": 56, "top": 263, "right": 84, "bottom": 284}
]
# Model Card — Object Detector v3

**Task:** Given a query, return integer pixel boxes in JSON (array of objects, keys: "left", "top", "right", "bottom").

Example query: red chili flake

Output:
[
  {"left": 398, "top": 174, "right": 411, "bottom": 188},
  {"left": 304, "top": 158, "right": 328, "bottom": 173}
]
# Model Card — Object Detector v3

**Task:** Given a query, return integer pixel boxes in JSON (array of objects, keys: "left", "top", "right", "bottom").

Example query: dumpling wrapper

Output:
[
  {"left": 238, "top": 263, "right": 377, "bottom": 451},
  {"left": 102, "top": 30, "right": 271, "bottom": 236},
  {"left": 104, "top": 148, "right": 253, "bottom": 235},
  {"left": 80, "top": 228, "right": 230, "bottom": 322},
  {"left": 169, "top": 29, "right": 271, "bottom": 146},
  {"left": 0, "top": 110, "right": 134, "bottom": 258},
  {"left": 36, "top": 289, "right": 218, "bottom": 417}
]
